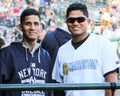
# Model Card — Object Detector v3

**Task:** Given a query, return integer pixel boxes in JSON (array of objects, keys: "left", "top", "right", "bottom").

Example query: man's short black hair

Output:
[
  {"left": 66, "top": 3, "right": 89, "bottom": 18},
  {"left": 20, "top": 8, "right": 41, "bottom": 24}
]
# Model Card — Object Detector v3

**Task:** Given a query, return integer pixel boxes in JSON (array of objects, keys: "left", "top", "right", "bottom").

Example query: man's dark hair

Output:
[
  {"left": 66, "top": 3, "right": 89, "bottom": 18},
  {"left": 20, "top": 8, "right": 41, "bottom": 24}
]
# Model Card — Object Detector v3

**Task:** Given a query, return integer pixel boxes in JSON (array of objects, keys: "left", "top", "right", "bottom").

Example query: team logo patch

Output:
[
  {"left": 63, "top": 64, "right": 68, "bottom": 75},
  {"left": 31, "top": 63, "right": 36, "bottom": 67}
]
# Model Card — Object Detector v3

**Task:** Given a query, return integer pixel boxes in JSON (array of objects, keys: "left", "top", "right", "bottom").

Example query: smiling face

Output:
[
  {"left": 20, "top": 15, "right": 42, "bottom": 43},
  {"left": 66, "top": 10, "right": 90, "bottom": 42}
]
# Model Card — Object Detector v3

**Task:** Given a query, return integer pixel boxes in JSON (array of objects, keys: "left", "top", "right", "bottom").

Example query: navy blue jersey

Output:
[{"left": 0, "top": 42, "right": 52, "bottom": 96}]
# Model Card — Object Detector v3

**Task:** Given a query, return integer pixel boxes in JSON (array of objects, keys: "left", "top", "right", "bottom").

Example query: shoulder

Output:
[
  {"left": 42, "top": 31, "right": 56, "bottom": 44},
  {"left": 55, "top": 28, "right": 71, "bottom": 37},
  {"left": 0, "top": 42, "right": 22, "bottom": 55},
  {"left": 89, "top": 34, "right": 113, "bottom": 50},
  {"left": 58, "top": 40, "right": 71, "bottom": 51},
  {"left": 1, "top": 42, "right": 22, "bottom": 52},
  {"left": 0, "top": 45, "right": 13, "bottom": 59},
  {"left": 41, "top": 30, "right": 58, "bottom": 49},
  {"left": 44, "top": 31, "right": 55, "bottom": 39},
  {"left": 90, "top": 33, "right": 111, "bottom": 43},
  {"left": 1, "top": 44, "right": 13, "bottom": 53}
]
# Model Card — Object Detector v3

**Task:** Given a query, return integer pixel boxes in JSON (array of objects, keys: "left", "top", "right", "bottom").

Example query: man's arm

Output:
[
  {"left": 53, "top": 80, "right": 65, "bottom": 96},
  {"left": 105, "top": 71, "right": 117, "bottom": 96}
]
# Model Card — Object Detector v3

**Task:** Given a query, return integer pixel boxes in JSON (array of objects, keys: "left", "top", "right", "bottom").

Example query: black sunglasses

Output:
[{"left": 66, "top": 17, "right": 86, "bottom": 23}]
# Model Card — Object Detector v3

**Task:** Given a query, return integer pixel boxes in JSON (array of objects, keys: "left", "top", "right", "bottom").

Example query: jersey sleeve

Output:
[{"left": 101, "top": 38, "right": 120, "bottom": 76}]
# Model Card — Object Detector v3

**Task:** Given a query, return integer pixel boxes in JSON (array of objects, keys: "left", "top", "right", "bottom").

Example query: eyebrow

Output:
[{"left": 24, "top": 21, "right": 40, "bottom": 24}]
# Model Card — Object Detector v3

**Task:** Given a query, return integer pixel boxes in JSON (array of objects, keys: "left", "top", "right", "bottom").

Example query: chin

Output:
[
  {"left": 26, "top": 37, "right": 36, "bottom": 42},
  {"left": 72, "top": 34, "right": 81, "bottom": 38}
]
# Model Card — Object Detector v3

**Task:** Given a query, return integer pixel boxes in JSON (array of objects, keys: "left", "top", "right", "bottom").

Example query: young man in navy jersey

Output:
[{"left": 0, "top": 8, "right": 52, "bottom": 96}]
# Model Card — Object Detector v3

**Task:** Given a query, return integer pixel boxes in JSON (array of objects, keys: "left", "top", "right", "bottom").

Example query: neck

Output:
[
  {"left": 72, "top": 32, "right": 89, "bottom": 43},
  {"left": 22, "top": 39, "right": 37, "bottom": 51}
]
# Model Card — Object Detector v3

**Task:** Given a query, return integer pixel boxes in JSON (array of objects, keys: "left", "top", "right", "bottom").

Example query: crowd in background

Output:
[{"left": 0, "top": 0, "right": 120, "bottom": 49}]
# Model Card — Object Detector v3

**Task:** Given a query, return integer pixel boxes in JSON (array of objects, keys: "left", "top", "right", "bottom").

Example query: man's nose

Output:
[{"left": 30, "top": 24, "right": 36, "bottom": 29}]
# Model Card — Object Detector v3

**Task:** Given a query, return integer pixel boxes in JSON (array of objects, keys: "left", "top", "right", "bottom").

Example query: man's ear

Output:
[
  {"left": 87, "top": 18, "right": 91, "bottom": 24},
  {"left": 19, "top": 24, "right": 22, "bottom": 31}
]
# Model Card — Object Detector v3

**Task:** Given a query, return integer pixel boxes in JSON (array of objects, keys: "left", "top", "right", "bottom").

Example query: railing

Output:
[{"left": 0, "top": 83, "right": 119, "bottom": 91}]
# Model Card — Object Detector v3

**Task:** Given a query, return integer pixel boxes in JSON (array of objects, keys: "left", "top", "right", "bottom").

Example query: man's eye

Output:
[
  {"left": 25, "top": 23, "right": 31, "bottom": 26},
  {"left": 34, "top": 22, "right": 39, "bottom": 25}
]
